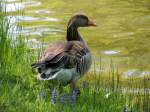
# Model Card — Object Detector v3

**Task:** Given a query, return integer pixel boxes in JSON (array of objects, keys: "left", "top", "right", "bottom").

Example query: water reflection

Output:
[
  {"left": 2, "top": 2, "right": 24, "bottom": 12},
  {"left": 5, "top": 0, "right": 19, "bottom": 2},
  {"left": 2, "top": 1, "right": 41, "bottom": 12},
  {"left": 103, "top": 50, "right": 120, "bottom": 55},
  {"left": 27, "top": 9, "right": 54, "bottom": 14},
  {"left": 21, "top": 25, "right": 64, "bottom": 36},
  {"left": 25, "top": 38, "right": 48, "bottom": 49},
  {"left": 15, "top": 16, "right": 60, "bottom": 22},
  {"left": 7, "top": 15, "right": 61, "bottom": 38},
  {"left": 113, "top": 32, "right": 134, "bottom": 38},
  {"left": 23, "top": 1, "right": 41, "bottom": 7},
  {"left": 123, "top": 69, "right": 150, "bottom": 78}
]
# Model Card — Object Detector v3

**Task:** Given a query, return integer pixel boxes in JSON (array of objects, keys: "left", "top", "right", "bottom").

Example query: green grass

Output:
[{"left": 0, "top": 0, "right": 150, "bottom": 112}]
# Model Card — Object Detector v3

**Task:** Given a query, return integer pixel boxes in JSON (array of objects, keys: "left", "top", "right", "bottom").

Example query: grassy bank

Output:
[{"left": 0, "top": 1, "right": 150, "bottom": 112}]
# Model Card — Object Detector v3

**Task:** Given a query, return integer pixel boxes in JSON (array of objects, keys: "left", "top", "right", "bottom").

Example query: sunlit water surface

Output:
[{"left": 5, "top": 0, "right": 150, "bottom": 77}]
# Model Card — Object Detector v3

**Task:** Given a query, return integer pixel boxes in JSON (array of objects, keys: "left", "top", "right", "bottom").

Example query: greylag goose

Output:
[{"left": 32, "top": 14, "right": 96, "bottom": 93}]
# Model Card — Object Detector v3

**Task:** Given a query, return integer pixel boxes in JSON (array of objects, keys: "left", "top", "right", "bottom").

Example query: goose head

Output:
[
  {"left": 67, "top": 14, "right": 97, "bottom": 28},
  {"left": 67, "top": 14, "right": 97, "bottom": 41}
]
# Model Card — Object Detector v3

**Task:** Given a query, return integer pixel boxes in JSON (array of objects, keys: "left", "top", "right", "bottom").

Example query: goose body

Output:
[{"left": 32, "top": 14, "right": 96, "bottom": 89}]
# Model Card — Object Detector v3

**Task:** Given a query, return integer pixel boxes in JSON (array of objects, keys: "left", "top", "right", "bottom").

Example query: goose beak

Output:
[{"left": 88, "top": 20, "right": 97, "bottom": 27}]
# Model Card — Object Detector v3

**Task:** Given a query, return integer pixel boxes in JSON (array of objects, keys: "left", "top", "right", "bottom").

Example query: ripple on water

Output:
[
  {"left": 22, "top": 25, "right": 64, "bottom": 36},
  {"left": 16, "top": 16, "right": 60, "bottom": 22},
  {"left": 7, "top": 15, "right": 63, "bottom": 37},
  {"left": 132, "top": 15, "right": 150, "bottom": 25},
  {"left": 23, "top": 1, "right": 41, "bottom": 7},
  {"left": 27, "top": 9, "right": 54, "bottom": 14},
  {"left": 123, "top": 69, "right": 150, "bottom": 78},
  {"left": 113, "top": 32, "right": 134, "bottom": 38},
  {"left": 25, "top": 39, "right": 48, "bottom": 49},
  {"left": 2, "top": 1, "right": 41, "bottom": 12},
  {"left": 2, "top": 0, "right": 42, "bottom": 13},
  {"left": 2, "top": 2, "right": 24, "bottom": 12},
  {"left": 103, "top": 50, "right": 120, "bottom": 55},
  {"left": 7, "top": 15, "right": 60, "bottom": 23},
  {"left": 5, "top": 0, "right": 19, "bottom": 2}
]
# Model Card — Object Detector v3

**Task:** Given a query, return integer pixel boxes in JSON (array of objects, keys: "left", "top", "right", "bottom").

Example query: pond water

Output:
[{"left": 5, "top": 0, "right": 150, "bottom": 77}]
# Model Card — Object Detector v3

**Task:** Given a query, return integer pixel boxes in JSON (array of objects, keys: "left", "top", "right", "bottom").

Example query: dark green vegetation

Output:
[{"left": 0, "top": 0, "right": 150, "bottom": 112}]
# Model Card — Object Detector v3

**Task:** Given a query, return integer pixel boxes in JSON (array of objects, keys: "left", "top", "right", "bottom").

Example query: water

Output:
[
  {"left": 5, "top": 0, "right": 150, "bottom": 77},
  {"left": 103, "top": 50, "right": 120, "bottom": 55}
]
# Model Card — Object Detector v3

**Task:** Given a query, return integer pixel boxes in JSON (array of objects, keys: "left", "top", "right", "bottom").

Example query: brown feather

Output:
[{"left": 32, "top": 41, "right": 89, "bottom": 69}]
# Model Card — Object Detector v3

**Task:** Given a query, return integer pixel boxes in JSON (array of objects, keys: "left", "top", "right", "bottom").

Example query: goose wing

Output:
[{"left": 31, "top": 41, "right": 89, "bottom": 71}]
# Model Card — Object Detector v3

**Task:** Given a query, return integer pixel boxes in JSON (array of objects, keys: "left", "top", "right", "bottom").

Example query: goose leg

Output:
[
  {"left": 58, "top": 84, "right": 64, "bottom": 94},
  {"left": 70, "top": 80, "right": 80, "bottom": 95}
]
